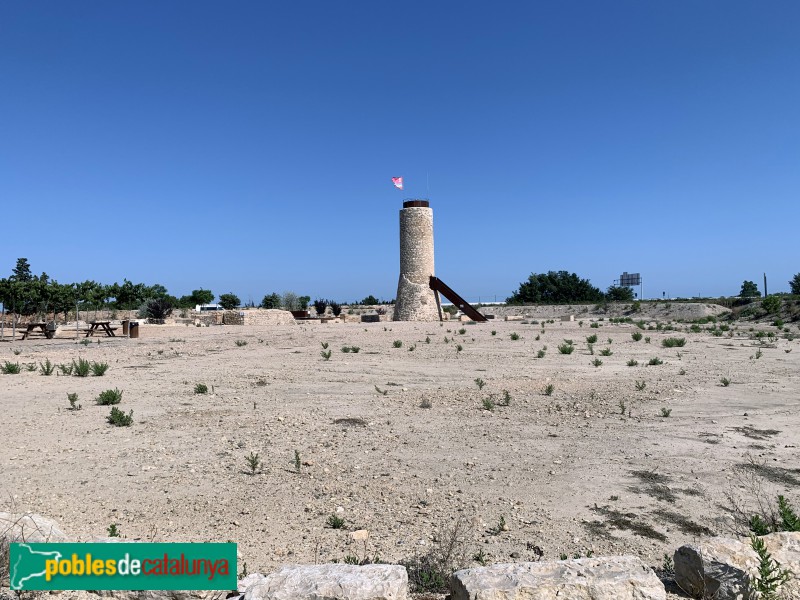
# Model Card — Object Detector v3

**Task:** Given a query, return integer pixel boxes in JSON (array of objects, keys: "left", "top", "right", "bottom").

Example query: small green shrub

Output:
[
  {"left": 662, "top": 337, "right": 686, "bottom": 348},
  {"left": 660, "top": 407, "right": 672, "bottom": 417},
  {"left": 90, "top": 361, "right": 109, "bottom": 376},
  {"left": 458, "top": 328, "right": 466, "bottom": 335},
  {"left": 558, "top": 343, "right": 574, "bottom": 354},
  {"left": 631, "top": 331, "right": 643, "bottom": 341},
  {"left": 644, "top": 336, "right": 651, "bottom": 344},
  {"left": 627, "top": 359, "right": 638, "bottom": 366},
  {"left": 474, "top": 378, "right": 486, "bottom": 390},
  {"left": 327, "top": 514, "right": 345, "bottom": 529},
  {"left": 245, "top": 451, "right": 261, "bottom": 475},
  {"left": 599, "top": 348, "right": 613, "bottom": 356},
  {"left": 321, "top": 349, "right": 332, "bottom": 361},
  {"left": 96, "top": 388, "right": 123, "bottom": 405},
  {"left": 72, "top": 357, "right": 91, "bottom": 377},
  {"left": 107, "top": 407, "right": 133, "bottom": 427},
  {"left": 590, "top": 322, "right": 599, "bottom": 328},
  {"left": 482, "top": 397, "right": 495, "bottom": 411},
  {"left": 720, "top": 377, "right": 731, "bottom": 387},
  {"left": 393, "top": 340, "right": 403, "bottom": 348},
  {"left": 591, "top": 358, "right": 603, "bottom": 367},
  {"left": 544, "top": 383, "right": 554, "bottom": 396},
  {"left": 39, "top": 358, "right": 55, "bottom": 375},
  {"left": 25, "top": 363, "right": 36, "bottom": 372},
  {"left": 67, "top": 392, "right": 81, "bottom": 411},
  {"left": 749, "top": 534, "right": 790, "bottom": 598},
  {"left": 536, "top": 349, "right": 546, "bottom": 358},
  {"left": 194, "top": 383, "right": 208, "bottom": 394},
  {"left": 586, "top": 334, "right": 598, "bottom": 344},
  {"left": 510, "top": 332, "right": 520, "bottom": 340},
  {"left": 58, "top": 363, "right": 74, "bottom": 375},
  {"left": 648, "top": 357, "right": 663, "bottom": 366},
  {"left": 1, "top": 361, "right": 21, "bottom": 374},
  {"left": 635, "top": 380, "right": 646, "bottom": 391},
  {"left": 491, "top": 330, "right": 496, "bottom": 336}
]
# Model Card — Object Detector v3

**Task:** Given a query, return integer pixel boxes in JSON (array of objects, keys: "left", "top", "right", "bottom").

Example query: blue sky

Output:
[{"left": 2, "top": 1, "right": 798, "bottom": 303}]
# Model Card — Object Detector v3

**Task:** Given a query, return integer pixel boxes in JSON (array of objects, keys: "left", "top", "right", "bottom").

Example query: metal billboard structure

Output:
[{"left": 619, "top": 272, "right": 641, "bottom": 287}]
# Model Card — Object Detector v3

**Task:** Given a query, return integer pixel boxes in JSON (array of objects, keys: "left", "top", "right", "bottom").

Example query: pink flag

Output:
[{"left": 391, "top": 176, "right": 403, "bottom": 190}]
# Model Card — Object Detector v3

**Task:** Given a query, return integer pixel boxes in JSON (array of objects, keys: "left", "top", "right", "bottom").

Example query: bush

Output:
[
  {"left": 96, "top": 388, "right": 123, "bottom": 405},
  {"left": 558, "top": 343, "right": 574, "bottom": 354},
  {"left": 39, "top": 358, "right": 55, "bottom": 375},
  {"left": 107, "top": 407, "right": 133, "bottom": 427},
  {"left": 631, "top": 331, "right": 643, "bottom": 341},
  {"left": 662, "top": 337, "right": 686, "bottom": 348},
  {"left": 90, "top": 361, "right": 109, "bottom": 376},
  {"left": 1, "top": 361, "right": 20, "bottom": 374},
  {"left": 139, "top": 297, "right": 173, "bottom": 320},
  {"left": 507, "top": 271, "right": 604, "bottom": 304},
  {"left": 313, "top": 299, "right": 328, "bottom": 316},
  {"left": 194, "top": 383, "right": 208, "bottom": 394},
  {"left": 72, "top": 357, "right": 91, "bottom": 377},
  {"left": 761, "top": 295, "right": 782, "bottom": 314},
  {"left": 586, "top": 334, "right": 598, "bottom": 344}
]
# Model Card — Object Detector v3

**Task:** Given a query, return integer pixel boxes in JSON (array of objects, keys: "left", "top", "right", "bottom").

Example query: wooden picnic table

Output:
[
  {"left": 19, "top": 323, "right": 56, "bottom": 340},
  {"left": 85, "top": 321, "right": 118, "bottom": 337}
]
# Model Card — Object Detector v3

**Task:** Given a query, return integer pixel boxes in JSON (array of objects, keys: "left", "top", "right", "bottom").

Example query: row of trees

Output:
[
  {"left": 740, "top": 275, "right": 800, "bottom": 298},
  {"left": 506, "top": 271, "right": 635, "bottom": 304},
  {"left": 0, "top": 258, "right": 219, "bottom": 319},
  {"left": 507, "top": 271, "right": 800, "bottom": 305}
]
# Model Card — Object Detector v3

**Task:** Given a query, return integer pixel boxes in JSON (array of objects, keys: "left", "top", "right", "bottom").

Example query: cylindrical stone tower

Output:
[{"left": 393, "top": 200, "right": 440, "bottom": 321}]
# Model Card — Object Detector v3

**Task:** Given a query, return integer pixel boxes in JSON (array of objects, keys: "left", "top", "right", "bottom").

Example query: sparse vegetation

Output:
[
  {"left": 648, "top": 357, "right": 663, "bottom": 366},
  {"left": 67, "top": 392, "right": 81, "bottom": 411},
  {"left": 393, "top": 340, "right": 403, "bottom": 348},
  {"left": 544, "top": 383, "right": 555, "bottom": 396},
  {"left": 721, "top": 377, "right": 731, "bottom": 387},
  {"left": 90, "top": 361, "right": 109, "bottom": 376},
  {"left": 245, "top": 451, "right": 261, "bottom": 475},
  {"left": 39, "top": 358, "right": 55, "bottom": 375},
  {"left": 72, "top": 357, "right": 91, "bottom": 377},
  {"left": 599, "top": 348, "right": 612, "bottom": 356},
  {"left": 627, "top": 359, "right": 638, "bottom": 366},
  {"left": 662, "top": 337, "right": 686, "bottom": 348},
  {"left": 474, "top": 377, "right": 485, "bottom": 390},
  {"left": 510, "top": 332, "right": 520, "bottom": 340},
  {"left": 235, "top": 339, "right": 248, "bottom": 347},
  {"left": 660, "top": 407, "right": 672, "bottom": 417},
  {"left": 107, "top": 407, "right": 133, "bottom": 427},
  {"left": 1, "top": 361, "right": 21, "bottom": 374},
  {"left": 96, "top": 388, "right": 123, "bottom": 405},
  {"left": 321, "top": 349, "right": 332, "bottom": 361},
  {"left": 586, "top": 334, "right": 598, "bottom": 344},
  {"left": 327, "top": 514, "right": 345, "bottom": 529},
  {"left": 635, "top": 380, "right": 646, "bottom": 391},
  {"left": 591, "top": 358, "right": 603, "bottom": 367},
  {"left": 481, "top": 397, "right": 495, "bottom": 411},
  {"left": 558, "top": 343, "right": 575, "bottom": 354},
  {"left": 194, "top": 383, "right": 208, "bottom": 394}
]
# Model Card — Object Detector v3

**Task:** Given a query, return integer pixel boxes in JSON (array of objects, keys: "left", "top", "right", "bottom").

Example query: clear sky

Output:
[{"left": 2, "top": 1, "right": 798, "bottom": 303}]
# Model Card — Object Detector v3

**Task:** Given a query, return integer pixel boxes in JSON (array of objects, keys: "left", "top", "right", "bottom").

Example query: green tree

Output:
[
  {"left": 360, "top": 295, "right": 380, "bottom": 305},
  {"left": 605, "top": 285, "right": 635, "bottom": 302},
  {"left": 190, "top": 289, "right": 214, "bottom": 305},
  {"left": 218, "top": 293, "right": 240, "bottom": 310},
  {"left": 260, "top": 293, "right": 282, "bottom": 309},
  {"left": 740, "top": 280, "right": 761, "bottom": 298},
  {"left": 507, "top": 271, "right": 604, "bottom": 304},
  {"left": 281, "top": 291, "right": 299, "bottom": 311},
  {"left": 298, "top": 296, "right": 310, "bottom": 310},
  {"left": 789, "top": 273, "right": 800, "bottom": 295},
  {"left": 11, "top": 258, "right": 33, "bottom": 282}
]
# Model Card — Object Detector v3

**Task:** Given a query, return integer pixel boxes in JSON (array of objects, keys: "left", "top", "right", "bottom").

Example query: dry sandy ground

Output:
[{"left": 2, "top": 313, "right": 799, "bottom": 593}]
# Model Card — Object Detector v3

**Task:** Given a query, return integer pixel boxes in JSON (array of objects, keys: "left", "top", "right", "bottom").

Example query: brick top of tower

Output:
[{"left": 403, "top": 200, "right": 430, "bottom": 208}]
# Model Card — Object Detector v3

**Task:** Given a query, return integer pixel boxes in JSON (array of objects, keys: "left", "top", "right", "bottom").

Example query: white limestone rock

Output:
[
  {"left": 244, "top": 564, "right": 408, "bottom": 600},
  {"left": 450, "top": 557, "right": 666, "bottom": 600}
]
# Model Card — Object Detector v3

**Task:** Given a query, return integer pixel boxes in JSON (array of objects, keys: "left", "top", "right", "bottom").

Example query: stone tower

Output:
[{"left": 393, "top": 200, "right": 440, "bottom": 321}]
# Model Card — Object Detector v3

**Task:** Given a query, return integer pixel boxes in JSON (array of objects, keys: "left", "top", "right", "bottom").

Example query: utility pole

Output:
[{"left": 764, "top": 273, "right": 768, "bottom": 297}]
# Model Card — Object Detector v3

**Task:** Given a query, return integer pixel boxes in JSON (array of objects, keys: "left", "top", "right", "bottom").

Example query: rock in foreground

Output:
[
  {"left": 243, "top": 564, "right": 408, "bottom": 600},
  {"left": 451, "top": 556, "right": 665, "bottom": 600}
]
